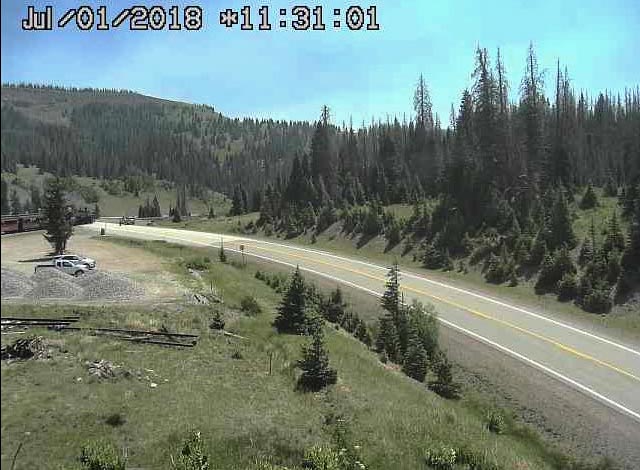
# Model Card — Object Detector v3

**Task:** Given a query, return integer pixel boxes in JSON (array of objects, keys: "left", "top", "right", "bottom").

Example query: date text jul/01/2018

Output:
[{"left": 21, "top": 5, "right": 380, "bottom": 32}]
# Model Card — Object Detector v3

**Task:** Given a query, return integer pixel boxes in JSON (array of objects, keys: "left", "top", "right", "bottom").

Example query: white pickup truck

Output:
[
  {"left": 34, "top": 259, "right": 91, "bottom": 277},
  {"left": 53, "top": 254, "right": 96, "bottom": 269}
]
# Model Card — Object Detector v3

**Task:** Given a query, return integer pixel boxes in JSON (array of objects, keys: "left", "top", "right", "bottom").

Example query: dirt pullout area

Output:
[{"left": 0, "top": 230, "right": 183, "bottom": 303}]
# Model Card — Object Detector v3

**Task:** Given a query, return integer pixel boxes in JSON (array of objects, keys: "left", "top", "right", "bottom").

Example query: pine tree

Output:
[
  {"left": 428, "top": 351, "right": 460, "bottom": 399},
  {"left": 0, "top": 178, "right": 9, "bottom": 215},
  {"left": 297, "top": 329, "right": 337, "bottom": 391},
  {"left": 43, "top": 177, "right": 73, "bottom": 255},
  {"left": 375, "top": 315, "right": 401, "bottom": 363},
  {"left": 617, "top": 203, "right": 640, "bottom": 299},
  {"left": 535, "top": 252, "right": 557, "bottom": 293},
  {"left": 528, "top": 235, "right": 547, "bottom": 266},
  {"left": 402, "top": 334, "right": 428, "bottom": 382},
  {"left": 274, "top": 266, "right": 309, "bottom": 334},
  {"left": 323, "top": 287, "right": 346, "bottom": 323},
  {"left": 152, "top": 195, "right": 161, "bottom": 217},
  {"left": 548, "top": 190, "right": 576, "bottom": 250},
  {"left": 580, "top": 184, "right": 598, "bottom": 210},
  {"left": 354, "top": 319, "right": 372, "bottom": 347},
  {"left": 381, "top": 262, "right": 400, "bottom": 316},
  {"left": 602, "top": 211, "right": 625, "bottom": 255},
  {"left": 578, "top": 237, "right": 594, "bottom": 266}
]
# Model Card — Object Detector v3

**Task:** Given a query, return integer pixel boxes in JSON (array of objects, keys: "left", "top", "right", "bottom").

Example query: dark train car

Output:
[
  {"left": 0, "top": 214, "right": 42, "bottom": 234},
  {"left": 1, "top": 210, "right": 95, "bottom": 235}
]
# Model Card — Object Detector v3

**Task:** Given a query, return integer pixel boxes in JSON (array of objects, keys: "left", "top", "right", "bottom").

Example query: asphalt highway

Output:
[{"left": 85, "top": 222, "right": 640, "bottom": 423}]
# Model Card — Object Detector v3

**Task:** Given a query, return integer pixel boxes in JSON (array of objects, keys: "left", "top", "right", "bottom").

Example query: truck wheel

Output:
[{"left": 74, "top": 270, "right": 84, "bottom": 277}]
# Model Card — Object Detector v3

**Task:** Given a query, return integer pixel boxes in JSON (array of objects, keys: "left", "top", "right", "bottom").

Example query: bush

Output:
[
  {"left": 428, "top": 352, "right": 460, "bottom": 399},
  {"left": 240, "top": 295, "right": 262, "bottom": 316},
  {"left": 80, "top": 440, "right": 126, "bottom": 470},
  {"left": 424, "top": 445, "right": 457, "bottom": 470},
  {"left": 185, "top": 257, "right": 211, "bottom": 271},
  {"left": 557, "top": 273, "right": 578, "bottom": 301},
  {"left": 170, "top": 431, "right": 209, "bottom": 470},
  {"left": 423, "top": 242, "right": 447, "bottom": 269},
  {"left": 302, "top": 446, "right": 340, "bottom": 470},
  {"left": 486, "top": 411, "right": 506, "bottom": 434},
  {"left": 582, "top": 282, "right": 613, "bottom": 314},
  {"left": 209, "top": 311, "right": 225, "bottom": 330}
]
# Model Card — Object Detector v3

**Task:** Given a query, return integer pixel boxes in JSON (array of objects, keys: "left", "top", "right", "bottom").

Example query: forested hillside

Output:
[
  {"left": 1, "top": 84, "right": 313, "bottom": 194},
  {"left": 2, "top": 44, "right": 639, "bottom": 313}
]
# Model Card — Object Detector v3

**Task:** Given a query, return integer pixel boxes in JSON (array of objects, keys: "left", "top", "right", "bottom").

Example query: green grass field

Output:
[{"left": 1, "top": 238, "right": 594, "bottom": 470}]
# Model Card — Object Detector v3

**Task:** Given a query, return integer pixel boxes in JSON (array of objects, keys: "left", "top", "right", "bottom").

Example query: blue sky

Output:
[{"left": 2, "top": 0, "right": 639, "bottom": 125}]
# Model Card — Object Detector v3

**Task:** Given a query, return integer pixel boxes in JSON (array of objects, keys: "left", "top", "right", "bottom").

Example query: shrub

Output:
[
  {"left": 582, "top": 282, "right": 613, "bottom": 314},
  {"left": 424, "top": 445, "right": 457, "bottom": 470},
  {"left": 80, "top": 440, "right": 126, "bottom": 470},
  {"left": 185, "top": 257, "right": 210, "bottom": 271},
  {"left": 170, "top": 431, "right": 209, "bottom": 470},
  {"left": 104, "top": 412, "right": 126, "bottom": 427},
  {"left": 486, "top": 411, "right": 506, "bottom": 434},
  {"left": 557, "top": 273, "right": 578, "bottom": 301},
  {"left": 302, "top": 446, "right": 340, "bottom": 470},
  {"left": 240, "top": 295, "right": 262, "bottom": 316},
  {"left": 423, "top": 242, "right": 447, "bottom": 269},
  {"left": 209, "top": 311, "right": 225, "bottom": 330},
  {"left": 428, "top": 352, "right": 460, "bottom": 399},
  {"left": 231, "top": 350, "right": 243, "bottom": 360}
]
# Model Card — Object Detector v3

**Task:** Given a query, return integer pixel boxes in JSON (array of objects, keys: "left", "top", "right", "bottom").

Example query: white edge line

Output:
[
  {"left": 95, "top": 225, "right": 640, "bottom": 423},
  {"left": 217, "top": 232, "right": 640, "bottom": 357}
]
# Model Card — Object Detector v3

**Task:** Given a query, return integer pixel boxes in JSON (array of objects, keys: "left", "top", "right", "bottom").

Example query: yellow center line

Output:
[{"left": 236, "top": 240, "right": 640, "bottom": 383}]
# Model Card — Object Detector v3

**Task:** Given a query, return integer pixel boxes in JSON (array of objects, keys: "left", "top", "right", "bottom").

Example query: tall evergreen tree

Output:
[
  {"left": 274, "top": 266, "right": 309, "bottom": 334},
  {"left": 0, "top": 178, "right": 8, "bottom": 215},
  {"left": 43, "top": 177, "right": 73, "bottom": 255},
  {"left": 381, "top": 261, "right": 401, "bottom": 316}
]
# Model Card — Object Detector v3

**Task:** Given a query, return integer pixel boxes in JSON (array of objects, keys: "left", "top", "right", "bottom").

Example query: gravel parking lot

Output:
[{"left": 1, "top": 230, "right": 183, "bottom": 303}]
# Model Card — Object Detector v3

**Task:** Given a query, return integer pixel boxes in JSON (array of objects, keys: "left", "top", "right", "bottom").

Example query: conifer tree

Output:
[
  {"left": 43, "top": 177, "right": 73, "bottom": 255},
  {"left": 402, "top": 334, "right": 428, "bottom": 382},
  {"left": 274, "top": 266, "right": 309, "bottom": 334},
  {"left": 297, "top": 329, "right": 337, "bottom": 391},
  {"left": 381, "top": 262, "right": 400, "bottom": 316},
  {"left": 323, "top": 287, "right": 346, "bottom": 323},
  {"left": 602, "top": 211, "right": 625, "bottom": 255},
  {"left": 375, "top": 315, "right": 401, "bottom": 363},
  {"left": 548, "top": 190, "right": 576, "bottom": 249},
  {"left": 580, "top": 184, "right": 598, "bottom": 210},
  {"left": 428, "top": 351, "right": 460, "bottom": 399},
  {"left": 0, "top": 178, "right": 9, "bottom": 215}
]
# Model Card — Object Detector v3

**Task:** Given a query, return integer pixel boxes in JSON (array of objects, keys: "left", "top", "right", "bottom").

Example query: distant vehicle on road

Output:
[
  {"left": 52, "top": 254, "right": 96, "bottom": 269},
  {"left": 35, "top": 259, "right": 91, "bottom": 277},
  {"left": 119, "top": 216, "right": 136, "bottom": 226}
]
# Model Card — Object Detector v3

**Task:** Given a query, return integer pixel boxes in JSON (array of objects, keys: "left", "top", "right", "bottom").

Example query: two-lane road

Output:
[{"left": 86, "top": 222, "right": 640, "bottom": 423}]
